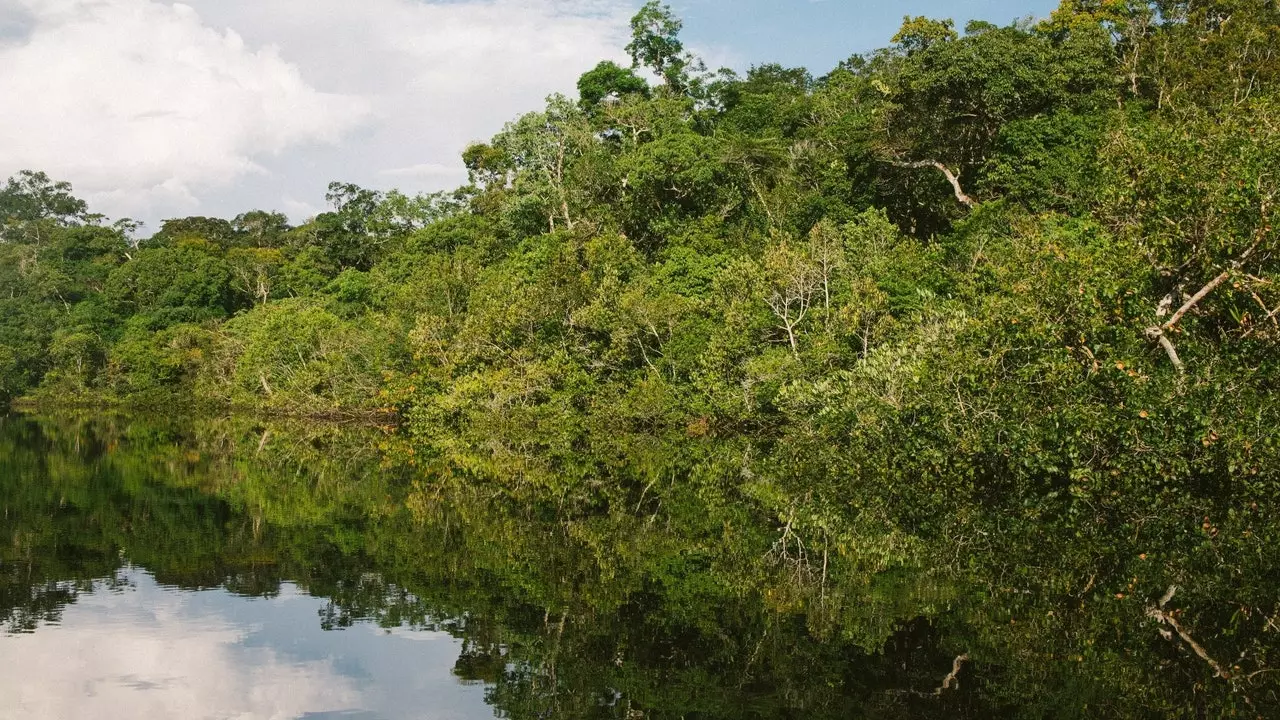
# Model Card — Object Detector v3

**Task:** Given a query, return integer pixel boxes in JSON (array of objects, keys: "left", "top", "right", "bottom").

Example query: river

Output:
[{"left": 0, "top": 412, "right": 1273, "bottom": 718}]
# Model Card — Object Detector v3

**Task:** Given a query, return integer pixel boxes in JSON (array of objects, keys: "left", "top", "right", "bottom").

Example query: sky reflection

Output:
[{"left": 0, "top": 568, "right": 495, "bottom": 720}]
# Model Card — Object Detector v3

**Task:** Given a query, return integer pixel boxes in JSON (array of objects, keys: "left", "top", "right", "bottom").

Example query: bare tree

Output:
[
  {"left": 807, "top": 220, "right": 846, "bottom": 321},
  {"left": 763, "top": 241, "right": 821, "bottom": 355}
]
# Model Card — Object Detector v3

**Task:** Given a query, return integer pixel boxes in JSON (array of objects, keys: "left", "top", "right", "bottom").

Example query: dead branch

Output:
[
  {"left": 940, "top": 653, "right": 970, "bottom": 692},
  {"left": 1145, "top": 237, "right": 1264, "bottom": 374},
  {"left": 1145, "top": 600, "right": 1268, "bottom": 715},
  {"left": 1242, "top": 301, "right": 1280, "bottom": 339},
  {"left": 1164, "top": 269, "right": 1233, "bottom": 330},
  {"left": 1145, "top": 327, "right": 1186, "bottom": 374},
  {"left": 1147, "top": 602, "right": 1231, "bottom": 679},
  {"left": 1079, "top": 572, "right": 1098, "bottom": 598},
  {"left": 885, "top": 653, "right": 971, "bottom": 698},
  {"left": 888, "top": 159, "right": 976, "bottom": 208}
]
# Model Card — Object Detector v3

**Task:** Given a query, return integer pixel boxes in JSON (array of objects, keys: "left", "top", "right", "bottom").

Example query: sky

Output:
[{"left": 0, "top": 0, "right": 1057, "bottom": 228}]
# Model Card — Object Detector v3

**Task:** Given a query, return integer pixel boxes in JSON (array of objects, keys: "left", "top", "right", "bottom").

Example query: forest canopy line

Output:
[{"left": 2, "top": 4, "right": 1278, "bottom": 456}]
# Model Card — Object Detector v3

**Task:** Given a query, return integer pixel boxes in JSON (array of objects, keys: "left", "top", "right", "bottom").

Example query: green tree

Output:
[
  {"left": 577, "top": 60, "right": 650, "bottom": 109},
  {"left": 492, "top": 95, "right": 597, "bottom": 235},
  {"left": 0, "top": 170, "right": 87, "bottom": 231},
  {"left": 626, "top": 1, "right": 705, "bottom": 95}
]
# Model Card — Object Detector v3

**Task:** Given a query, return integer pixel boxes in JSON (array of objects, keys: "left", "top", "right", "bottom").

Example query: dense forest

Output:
[
  {"left": 1, "top": 0, "right": 1279, "bottom": 714},
  {"left": 2, "top": 0, "right": 1275, "bottom": 423}
]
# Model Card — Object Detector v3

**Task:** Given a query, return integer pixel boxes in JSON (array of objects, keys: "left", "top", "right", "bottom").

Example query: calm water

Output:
[
  {"left": 1, "top": 413, "right": 1275, "bottom": 719},
  {"left": 1, "top": 569, "right": 492, "bottom": 719}
]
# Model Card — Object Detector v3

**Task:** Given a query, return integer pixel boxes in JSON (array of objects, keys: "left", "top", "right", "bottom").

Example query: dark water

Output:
[{"left": 1, "top": 413, "right": 1275, "bottom": 719}]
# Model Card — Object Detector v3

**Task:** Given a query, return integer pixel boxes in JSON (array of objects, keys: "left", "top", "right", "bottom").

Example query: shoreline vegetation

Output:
[
  {"left": 5, "top": 398, "right": 401, "bottom": 424},
  {"left": 1, "top": 2, "right": 1278, "bottom": 715}
]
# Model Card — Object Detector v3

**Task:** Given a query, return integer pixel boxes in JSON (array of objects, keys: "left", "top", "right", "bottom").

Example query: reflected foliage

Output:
[{"left": 1, "top": 414, "right": 1277, "bottom": 718}]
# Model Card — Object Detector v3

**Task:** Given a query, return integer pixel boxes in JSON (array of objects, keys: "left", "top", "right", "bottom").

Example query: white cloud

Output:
[
  {"left": 0, "top": 570, "right": 497, "bottom": 720},
  {"left": 0, "top": 0, "right": 371, "bottom": 221},
  {"left": 0, "top": 0, "right": 635, "bottom": 224},
  {"left": 380, "top": 162, "right": 469, "bottom": 183},
  {"left": 0, "top": 581, "right": 360, "bottom": 720}
]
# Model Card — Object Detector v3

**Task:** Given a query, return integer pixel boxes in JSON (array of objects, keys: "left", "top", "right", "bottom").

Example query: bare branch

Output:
[
  {"left": 1242, "top": 302, "right": 1280, "bottom": 339},
  {"left": 1145, "top": 236, "right": 1265, "bottom": 373},
  {"left": 1145, "top": 327, "right": 1186, "bottom": 374},
  {"left": 940, "top": 653, "right": 970, "bottom": 692},
  {"left": 888, "top": 159, "right": 976, "bottom": 208},
  {"left": 1163, "top": 270, "right": 1231, "bottom": 331},
  {"left": 1147, "top": 605, "right": 1231, "bottom": 679},
  {"left": 884, "top": 653, "right": 971, "bottom": 699}
]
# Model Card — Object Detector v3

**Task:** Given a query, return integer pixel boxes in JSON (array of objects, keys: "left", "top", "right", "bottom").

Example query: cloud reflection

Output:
[{"left": 0, "top": 569, "right": 493, "bottom": 720}]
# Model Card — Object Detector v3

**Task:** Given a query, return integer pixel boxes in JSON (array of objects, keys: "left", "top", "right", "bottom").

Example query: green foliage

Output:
[
  {"left": 626, "top": 1, "right": 689, "bottom": 90},
  {"left": 217, "top": 298, "right": 393, "bottom": 412},
  {"left": 0, "top": 170, "right": 88, "bottom": 231},
  {"left": 577, "top": 60, "right": 650, "bottom": 109},
  {"left": 104, "top": 240, "right": 241, "bottom": 326},
  {"left": 6, "top": 405, "right": 1280, "bottom": 718},
  {"left": 148, "top": 216, "right": 237, "bottom": 248},
  {"left": 0, "top": 343, "right": 20, "bottom": 400},
  {"left": 1, "top": 12, "right": 1278, "bottom": 715},
  {"left": 892, "top": 16, "right": 958, "bottom": 54}
]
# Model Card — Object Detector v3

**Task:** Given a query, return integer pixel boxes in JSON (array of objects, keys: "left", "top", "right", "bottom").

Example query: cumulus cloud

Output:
[
  {"left": 0, "top": 0, "right": 635, "bottom": 224},
  {"left": 0, "top": 580, "right": 361, "bottom": 719},
  {"left": 0, "top": 0, "right": 371, "bottom": 220},
  {"left": 183, "top": 0, "right": 634, "bottom": 216},
  {"left": 0, "top": 570, "right": 495, "bottom": 719}
]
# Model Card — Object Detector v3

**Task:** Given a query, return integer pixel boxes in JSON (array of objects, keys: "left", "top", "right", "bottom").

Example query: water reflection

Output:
[
  {"left": 0, "top": 567, "right": 492, "bottom": 720},
  {"left": 1, "top": 412, "right": 1276, "bottom": 718}
]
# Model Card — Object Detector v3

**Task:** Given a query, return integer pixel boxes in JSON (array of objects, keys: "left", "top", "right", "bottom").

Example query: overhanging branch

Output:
[
  {"left": 888, "top": 159, "right": 976, "bottom": 208},
  {"left": 1144, "top": 236, "right": 1264, "bottom": 375}
]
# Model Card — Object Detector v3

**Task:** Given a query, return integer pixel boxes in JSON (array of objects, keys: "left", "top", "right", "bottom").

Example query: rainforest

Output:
[{"left": 1, "top": 1, "right": 1278, "bottom": 717}]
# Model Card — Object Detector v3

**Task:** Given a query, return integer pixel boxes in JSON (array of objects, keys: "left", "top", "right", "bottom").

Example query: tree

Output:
[
  {"left": 462, "top": 143, "right": 513, "bottom": 189},
  {"left": 808, "top": 220, "right": 845, "bottom": 319},
  {"left": 492, "top": 95, "right": 596, "bottom": 234},
  {"left": 311, "top": 183, "right": 390, "bottom": 271},
  {"left": 148, "top": 216, "right": 238, "bottom": 249},
  {"left": 1099, "top": 98, "right": 1280, "bottom": 374},
  {"left": 227, "top": 247, "right": 285, "bottom": 306},
  {"left": 891, "top": 16, "right": 957, "bottom": 54},
  {"left": 1144, "top": 0, "right": 1280, "bottom": 109},
  {"left": 45, "top": 330, "right": 105, "bottom": 389},
  {"left": 626, "top": 1, "right": 704, "bottom": 94},
  {"left": 763, "top": 240, "right": 821, "bottom": 355},
  {"left": 877, "top": 17, "right": 1113, "bottom": 217},
  {"left": 716, "top": 64, "right": 814, "bottom": 136},
  {"left": 0, "top": 171, "right": 87, "bottom": 228},
  {"left": 232, "top": 211, "right": 291, "bottom": 248},
  {"left": 104, "top": 242, "right": 241, "bottom": 325},
  {"left": 577, "top": 60, "right": 650, "bottom": 109},
  {"left": 0, "top": 344, "right": 18, "bottom": 400}
]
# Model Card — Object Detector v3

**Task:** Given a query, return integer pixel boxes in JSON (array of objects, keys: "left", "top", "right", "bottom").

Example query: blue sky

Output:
[{"left": 678, "top": 0, "right": 1061, "bottom": 72}]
